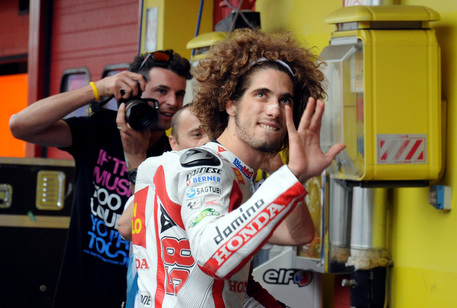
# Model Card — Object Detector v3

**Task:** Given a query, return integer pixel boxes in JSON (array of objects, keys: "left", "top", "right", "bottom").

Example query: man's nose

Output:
[
  {"left": 265, "top": 101, "right": 281, "bottom": 117},
  {"left": 166, "top": 93, "right": 180, "bottom": 109}
]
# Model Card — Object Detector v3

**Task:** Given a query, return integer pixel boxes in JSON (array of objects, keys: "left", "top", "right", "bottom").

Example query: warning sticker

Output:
[{"left": 377, "top": 134, "right": 427, "bottom": 164}]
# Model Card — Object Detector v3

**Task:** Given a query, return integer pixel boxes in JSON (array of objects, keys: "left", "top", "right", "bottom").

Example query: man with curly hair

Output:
[{"left": 131, "top": 29, "right": 345, "bottom": 307}]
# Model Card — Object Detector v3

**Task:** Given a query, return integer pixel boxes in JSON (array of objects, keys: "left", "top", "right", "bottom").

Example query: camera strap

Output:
[{"left": 90, "top": 95, "right": 115, "bottom": 115}]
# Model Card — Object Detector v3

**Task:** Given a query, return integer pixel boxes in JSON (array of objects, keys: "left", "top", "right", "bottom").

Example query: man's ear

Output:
[
  {"left": 169, "top": 135, "right": 178, "bottom": 151},
  {"left": 226, "top": 100, "right": 236, "bottom": 116}
]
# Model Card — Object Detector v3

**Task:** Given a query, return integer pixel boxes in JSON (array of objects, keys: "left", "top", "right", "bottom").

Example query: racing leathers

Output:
[{"left": 131, "top": 141, "right": 307, "bottom": 308}]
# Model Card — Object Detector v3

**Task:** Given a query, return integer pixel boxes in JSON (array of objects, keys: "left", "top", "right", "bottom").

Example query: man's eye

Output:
[
  {"left": 280, "top": 97, "right": 292, "bottom": 105},
  {"left": 256, "top": 92, "right": 266, "bottom": 98}
]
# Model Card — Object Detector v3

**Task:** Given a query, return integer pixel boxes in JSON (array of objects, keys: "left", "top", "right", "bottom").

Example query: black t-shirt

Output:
[{"left": 53, "top": 109, "right": 170, "bottom": 307}]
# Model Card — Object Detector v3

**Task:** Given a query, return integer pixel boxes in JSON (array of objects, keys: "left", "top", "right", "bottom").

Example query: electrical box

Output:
[
  {"left": 0, "top": 157, "right": 74, "bottom": 307},
  {"left": 319, "top": 5, "right": 442, "bottom": 182}
]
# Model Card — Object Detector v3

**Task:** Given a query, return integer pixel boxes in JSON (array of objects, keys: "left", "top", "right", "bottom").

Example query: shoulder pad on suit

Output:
[{"left": 180, "top": 148, "right": 221, "bottom": 167}]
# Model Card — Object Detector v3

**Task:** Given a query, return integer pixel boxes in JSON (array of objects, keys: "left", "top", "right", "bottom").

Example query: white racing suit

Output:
[{"left": 131, "top": 141, "right": 306, "bottom": 307}]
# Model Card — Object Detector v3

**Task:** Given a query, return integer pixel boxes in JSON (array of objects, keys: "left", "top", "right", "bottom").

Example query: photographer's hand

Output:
[
  {"left": 116, "top": 102, "right": 150, "bottom": 170},
  {"left": 94, "top": 70, "right": 146, "bottom": 101}
]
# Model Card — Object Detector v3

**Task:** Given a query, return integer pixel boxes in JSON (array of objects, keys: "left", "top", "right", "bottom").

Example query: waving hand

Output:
[{"left": 286, "top": 97, "right": 345, "bottom": 184}]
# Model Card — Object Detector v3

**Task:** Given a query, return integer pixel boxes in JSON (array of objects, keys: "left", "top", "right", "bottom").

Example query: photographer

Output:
[{"left": 9, "top": 50, "right": 191, "bottom": 308}]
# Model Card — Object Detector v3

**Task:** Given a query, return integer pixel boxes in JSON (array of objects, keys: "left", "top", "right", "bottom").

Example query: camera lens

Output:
[{"left": 125, "top": 99, "right": 158, "bottom": 131}]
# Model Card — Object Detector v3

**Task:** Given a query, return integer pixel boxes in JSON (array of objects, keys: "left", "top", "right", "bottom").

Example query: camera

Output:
[{"left": 123, "top": 97, "right": 159, "bottom": 131}]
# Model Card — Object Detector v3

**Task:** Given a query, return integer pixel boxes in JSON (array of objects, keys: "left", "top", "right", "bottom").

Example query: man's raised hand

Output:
[{"left": 286, "top": 97, "right": 345, "bottom": 183}]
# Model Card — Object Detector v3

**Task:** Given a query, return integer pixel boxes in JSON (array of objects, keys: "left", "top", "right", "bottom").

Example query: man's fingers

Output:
[
  {"left": 124, "top": 71, "right": 146, "bottom": 93},
  {"left": 116, "top": 103, "right": 127, "bottom": 128},
  {"left": 297, "top": 97, "right": 315, "bottom": 133},
  {"left": 325, "top": 143, "right": 346, "bottom": 162},
  {"left": 123, "top": 76, "right": 142, "bottom": 97},
  {"left": 309, "top": 99, "right": 325, "bottom": 131},
  {"left": 285, "top": 105, "right": 298, "bottom": 140},
  {"left": 113, "top": 71, "right": 145, "bottom": 100}
]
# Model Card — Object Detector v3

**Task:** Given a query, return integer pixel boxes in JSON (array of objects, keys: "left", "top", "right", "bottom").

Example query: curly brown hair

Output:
[{"left": 191, "top": 28, "right": 326, "bottom": 151}]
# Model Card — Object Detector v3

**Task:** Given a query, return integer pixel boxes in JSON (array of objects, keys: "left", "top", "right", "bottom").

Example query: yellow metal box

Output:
[{"left": 320, "top": 5, "right": 442, "bottom": 182}]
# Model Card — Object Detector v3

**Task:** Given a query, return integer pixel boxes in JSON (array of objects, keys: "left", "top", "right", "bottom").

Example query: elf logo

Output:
[{"left": 263, "top": 269, "right": 312, "bottom": 287}]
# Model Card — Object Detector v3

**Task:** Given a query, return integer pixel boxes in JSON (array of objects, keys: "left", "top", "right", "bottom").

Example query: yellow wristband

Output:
[{"left": 90, "top": 81, "right": 100, "bottom": 102}]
